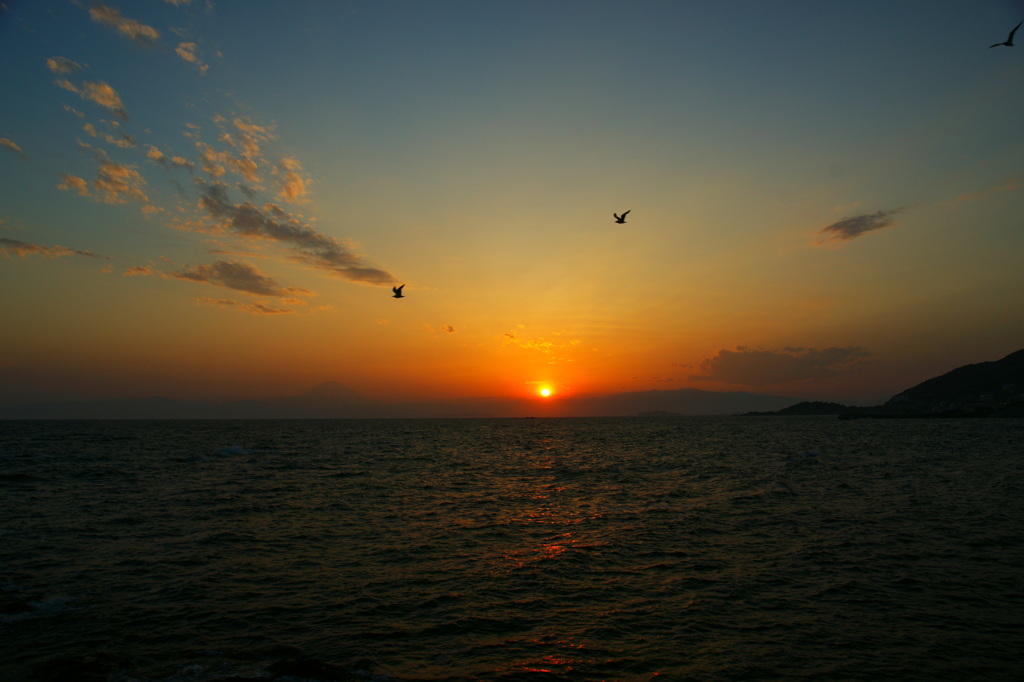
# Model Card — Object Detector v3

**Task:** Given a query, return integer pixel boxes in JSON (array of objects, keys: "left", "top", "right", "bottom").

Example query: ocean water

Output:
[{"left": 1, "top": 417, "right": 1022, "bottom": 682}]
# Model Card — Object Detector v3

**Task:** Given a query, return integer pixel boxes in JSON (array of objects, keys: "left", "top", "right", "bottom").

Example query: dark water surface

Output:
[{"left": 1, "top": 417, "right": 1022, "bottom": 681}]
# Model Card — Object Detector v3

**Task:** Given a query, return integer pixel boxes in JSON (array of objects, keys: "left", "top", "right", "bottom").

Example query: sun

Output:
[{"left": 539, "top": 387, "right": 552, "bottom": 398}]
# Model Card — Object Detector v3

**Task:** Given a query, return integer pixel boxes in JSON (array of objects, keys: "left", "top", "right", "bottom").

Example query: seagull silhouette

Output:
[
  {"left": 613, "top": 210, "right": 631, "bottom": 224},
  {"left": 392, "top": 284, "right": 405, "bottom": 298},
  {"left": 990, "top": 20, "right": 1022, "bottom": 47}
]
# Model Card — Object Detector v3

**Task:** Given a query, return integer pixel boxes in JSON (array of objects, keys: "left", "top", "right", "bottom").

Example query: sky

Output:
[{"left": 1, "top": 0, "right": 1023, "bottom": 410}]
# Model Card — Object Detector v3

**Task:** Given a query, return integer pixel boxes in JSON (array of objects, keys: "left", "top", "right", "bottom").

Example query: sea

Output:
[{"left": 1, "top": 417, "right": 1022, "bottom": 682}]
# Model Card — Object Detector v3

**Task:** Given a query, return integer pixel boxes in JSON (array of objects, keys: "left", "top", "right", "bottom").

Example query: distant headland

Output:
[{"left": 743, "top": 349, "right": 1024, "bottom": 418}]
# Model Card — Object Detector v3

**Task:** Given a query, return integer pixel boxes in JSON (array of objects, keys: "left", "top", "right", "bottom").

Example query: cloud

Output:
[
  {"left": 1, "top": 138, "right": 26, "bottom": 160},
  {"left": 172, "top": 259, "right": 313, "bottom": 297},
  {"left": 223, "top": 117, "right": 273, "bottom": 159},
  {"left": 89, "top": 3, "right": 160, "bottom": 47},
  {"left": 275, "top": 156, "right": 310, "bottom": 202},
  {"left": 93, "top": 162, "right": 148, "bottom": 203},
  {"left": 194, "top": 117, "right": 274, "bottom": 183},
  {"left": 0, "top": 237, "right": 101, "bottom": 259},
  {"left": 104, "top": 132, "right": 136, "bottom": 148},
  {"left": 192, "top": 181, "right": 395, "bottom": 284},
  {"left": 147, "top": 145, "right": 194, "bottom": 173},
  {"left": 691, "top": 346, "right": 870, "bottom": 386},
  {"left": 146, "top": 145, "right": 165, "bottom": 163},
  {"left": 46, "top": 57, "right": 83, "bottom": 74},
  {"left": 196, "top": 297, "right": 296, "bottom": 315},
  {"left": 196, "top": 142, "right": 228, "bottom": 178},
  {"left": 123, "top": 265, "right": 155, "bottom": 276},
  {"left": 442, "top": 324, "right": 456, "bottom": 333},
  {"left": 502, "top": 330, "right": 582, "bottom": 358},
  {"left": 57, "top": 174, "right": 92, "bottom": 196},
  {"left": 82, "top": 120, "right": 134, "bottom": 148},
  {"left": 817, "top": 209, "right": 902, "bottom": 243},
  {"left": 944, "top": 177, "right": 1021, "bottom": 206},
  {"left": 175, "top": 42, "right": 209, "bottom": 74},
  {"left": 58, "top": 162, "right": 149, "bottom": 208},
  {"left": 55, "top": 79, "right": 128, "bottom": 119}
]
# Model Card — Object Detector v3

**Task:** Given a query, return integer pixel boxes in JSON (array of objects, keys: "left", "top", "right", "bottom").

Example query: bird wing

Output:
[
  {"left": 622, "top": 210, "right": 631, "bottom": 217},
  {"left": 992, "top": 20, "right": 1022, "bottom": 46}
]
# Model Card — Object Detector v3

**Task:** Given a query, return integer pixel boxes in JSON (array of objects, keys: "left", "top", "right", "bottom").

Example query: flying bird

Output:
[
  {"left": 613, "top": 210, "right": 631, "bottom": 224},
  {"left": 990, "top": 20, "right": 1022, "bottom": 47},
  {"left": 392, "top": 284, "right": 405, "bottom": 298}
]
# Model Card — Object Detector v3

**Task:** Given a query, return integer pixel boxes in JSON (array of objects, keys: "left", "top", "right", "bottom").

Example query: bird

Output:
[
  {"left": 613, "top": 210, "right": 631, "bottom": 224},
  {"left": 392, "top": 284, "right": 405, "bottom": 298},
  {"left": 990, "top": 20, "right": 1022, "bottom": 47}
]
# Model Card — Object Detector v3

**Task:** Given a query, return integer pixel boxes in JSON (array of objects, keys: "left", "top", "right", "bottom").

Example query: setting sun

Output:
[{"left": 539, "top": 387, "right": 552, "bottom": 398}]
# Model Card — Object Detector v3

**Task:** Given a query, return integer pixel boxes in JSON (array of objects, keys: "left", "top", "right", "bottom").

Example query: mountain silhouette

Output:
[
  {"left": 883, "top": 348, "right": 1024, "bottom": 415},
  {"left": 748, "top": 349, "right": 1024, "bottom": 418}
]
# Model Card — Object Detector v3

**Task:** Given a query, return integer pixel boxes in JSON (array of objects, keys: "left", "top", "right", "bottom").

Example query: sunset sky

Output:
[{"left": 2, "top": 0, "right": 1023, "bottom": 409}]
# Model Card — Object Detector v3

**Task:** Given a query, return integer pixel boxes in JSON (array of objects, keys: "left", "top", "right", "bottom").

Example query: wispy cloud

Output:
[
  {"left": 123, "top": 265, "right": 156, "bottom": 276},
  {"left": 42, "top": 41, "right": 394, "bottom": 298},
  {"left": 943, "top": 177, "right": 1021, "bottom": 206},
  {"left": 0, "top": 138, "right": 27, "bottom": 160},
  {"left": 81, "top": 121, "right": 134, "bottom": 148},
  {"left": 89, "top": 2, "right": 160, "bottom": 47},
  {"left": 816, "top": 208, "right": 902, "bottom": 243},
  {"left": 94, "top": 162, "right": 147, "bottom": 203},
  {"left": 0, "top": 237, "right": 101, "bottom": 259},
  {"left": 54, "top": 79, "right": 128, "bottom": 119},
  {"left": 691, "top": 346, "right": 869, "bottom": 386},
  {"left": 502, "top": 330, "right": 582, "bottom": 361},
  {"left": 172, "top": 259, "right": 313, "bottom": 297},
  {"left": 57, "top": 162, "right": 148, "bottom": 204},
  {"left": 191, "top": 181, "right": 395, "bottom": 284},
  {"left": 195, "top": 116, "right": 275, "bottom": 183},
  {"left": 175, "top": 42, "right": 208, "bottom": 74},
  {"left": 275, "top": 156, "right": 310, "bottom": 202},
  {"left": 146, "top": 145, "right": 165, "bottom": 163},
  {"left": 147, "top": 145, "right": 194, "bottom": 171},
  {"left": 57, "top": 174, "right": 92, "bottom": 196},
  {"left": 196, "top": 297, "right": 296, "bottom": 315},
  {"left": 46, "top": 56, "right": 83, "bottom": 74}
]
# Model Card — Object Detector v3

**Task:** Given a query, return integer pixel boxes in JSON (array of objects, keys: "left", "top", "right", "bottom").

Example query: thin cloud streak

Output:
[
  {"left": 57, "top": 162, "right": 149, "bottom": 204},
  {"left": 46, "top": 56, "right": 83, "bottom": 74},
  {"left": 817, "top": 208, "right": 903, "bottom": 243},
  {"left": 944, "top": 177, "right": 1021, "bottom": 206},
  {"left": 0, "top": 138, "right": 27, "bottom": 160},
  {"left": 54, "top": 79, "right": 128, "bottom": 119},
  {"left": 89, "top": 3, "right": 160, "bottom": 47},
  {"left": 0, "top": 237, "right": 101, "bottom": 259},
  {"left": 171, "top": 259, "right": 313, "bottom": 297},
  {"left": 192, "top": 181, "right": 394, "bottom": 284},
  {"left": 175, "top": 42, "right": 209, "bottom": 74},
  {"left": 196, "top": 297, "right": 296, "bottom": 315}
]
